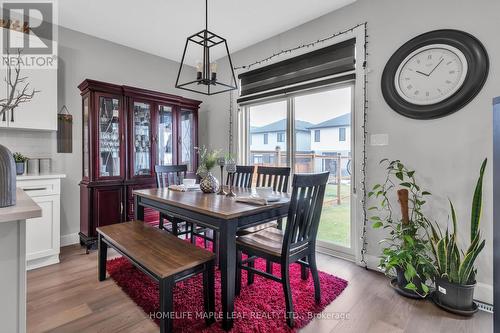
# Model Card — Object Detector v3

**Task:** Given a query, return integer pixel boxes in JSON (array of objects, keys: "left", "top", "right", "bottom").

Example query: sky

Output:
[{"left": 249, "top": 86, "right": 352, "bottom": 127}]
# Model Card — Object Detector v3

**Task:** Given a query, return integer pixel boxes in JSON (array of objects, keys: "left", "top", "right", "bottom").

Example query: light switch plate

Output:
[{"left": 370, "top": 134, "right": 389, "bottom": 146}]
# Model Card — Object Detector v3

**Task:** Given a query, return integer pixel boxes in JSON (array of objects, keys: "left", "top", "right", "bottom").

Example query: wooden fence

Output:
[{"left": 250, "top": 149, "right": 351, "bottom": 205}]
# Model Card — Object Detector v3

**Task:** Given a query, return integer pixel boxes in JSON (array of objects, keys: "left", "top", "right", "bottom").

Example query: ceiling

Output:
[{"left": 58, "top": 0, "right": 356, "bottom": 64}]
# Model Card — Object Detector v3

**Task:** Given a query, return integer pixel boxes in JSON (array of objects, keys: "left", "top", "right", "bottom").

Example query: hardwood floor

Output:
[{"left": 27, "top": 245, "right": 492, "bottom": 333}]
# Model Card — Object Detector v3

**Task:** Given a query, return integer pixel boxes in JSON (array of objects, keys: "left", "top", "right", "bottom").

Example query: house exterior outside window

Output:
[
  {"left": 277, "top": 132, "right": 285, "bottom": 142},
  {"left": 263, "top": 133, "right": 268, "bottom": 144},
  {"left": 339, "top": 127, "right": 346, "bottom": 141},
  {"left": 314, "top": 129, "right": 321, "bottom": 142}
]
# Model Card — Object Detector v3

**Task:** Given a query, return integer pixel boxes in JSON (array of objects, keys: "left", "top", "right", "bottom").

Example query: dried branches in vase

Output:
[{"left": 0, "top": 49, "right": 39, "bottom": 122}]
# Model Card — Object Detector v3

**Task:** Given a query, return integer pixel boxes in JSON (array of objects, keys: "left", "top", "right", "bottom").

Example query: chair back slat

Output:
[
  {"left": 155, "top": 165, "right": 188, "bottom": 188},
  {"left": 226, "top": 165, "right": 255, "bottom": 188},
  {"left": 282, "top": 172, "right": 329, "bottom": 256},
  {"left": 255, "top": 166, "right": 291, "bottom": 192}
]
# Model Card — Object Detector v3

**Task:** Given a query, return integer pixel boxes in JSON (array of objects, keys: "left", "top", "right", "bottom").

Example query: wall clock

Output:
[{"left": 381, "top": 30, "right": 489, "bottom": 119}]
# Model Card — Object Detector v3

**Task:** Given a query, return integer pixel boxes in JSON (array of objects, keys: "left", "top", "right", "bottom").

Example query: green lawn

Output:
[{"left": 317, "top": 184, "right": 351, "bottom": 247}]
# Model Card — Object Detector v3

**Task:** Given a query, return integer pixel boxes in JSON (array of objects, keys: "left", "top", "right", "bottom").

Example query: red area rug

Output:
[{"left": 107, "top": 244, "right": 348, "bottom": 332}]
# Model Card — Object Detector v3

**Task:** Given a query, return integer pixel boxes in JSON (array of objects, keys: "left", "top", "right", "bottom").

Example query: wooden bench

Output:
[{"left": 97, "top": 221, "right": 216, "bottom": 333}]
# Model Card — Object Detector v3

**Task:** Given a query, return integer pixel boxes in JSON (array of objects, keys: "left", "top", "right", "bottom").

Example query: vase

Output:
[
  {"left": 200, "top": 172, "right": 220, "bottom": 194},
  {"left": 395, "top": 266, "right": 425, "bottom": 298},
  {"left": 434, "top": 277, "right": 476, "bottom": 311},
  {"left": 0, "top": 144, "right": 16, "bottom": 208},
  {"left": 16, "top": 162, "right": 25, "bottom": 175}
]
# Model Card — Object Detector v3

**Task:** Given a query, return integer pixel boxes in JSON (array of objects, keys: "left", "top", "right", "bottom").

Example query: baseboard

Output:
[
  {"left": 60, "top": 233, "right": 80, "bottom": 247},
  {"left": 364, "top": 254, "right": 383, "bottom": 272},
  {"left": 27, "top": 254, "right": 59, "bottom": 271},
  {"left": 362, "top": 255, "right": 493, "bottom": 306}
]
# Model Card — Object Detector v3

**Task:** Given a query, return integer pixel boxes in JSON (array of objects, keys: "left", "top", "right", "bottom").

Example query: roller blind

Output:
[{"left": 238, "top": 38, "right": 356, "bottom": 104}]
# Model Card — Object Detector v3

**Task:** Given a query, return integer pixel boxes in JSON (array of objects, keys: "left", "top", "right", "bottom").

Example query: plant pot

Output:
[
  {"left": 15, "top": 162, "right": 25, "bottom": 175},
  {"left": 395, "top": 266, "right": 425, "bottom": 297},
  {"left": 434, "top": 277, "right": 476, "bottom": 310},
  {"left": 200, "top": 172, "right": 219, "bottom": 193}
]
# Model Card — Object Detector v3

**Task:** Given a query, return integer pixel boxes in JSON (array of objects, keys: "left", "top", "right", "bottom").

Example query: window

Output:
[
  {"left": 339, "top": 127, "right": 346, "bottom": 141},
  {"left": 242, "top": 85, "right": 354, "bottom": 252},
  {"left": 314, "top": 130, "right": 321, "bottom": 142}
]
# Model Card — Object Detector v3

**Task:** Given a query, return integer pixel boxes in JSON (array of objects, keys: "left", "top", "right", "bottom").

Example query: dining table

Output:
[{"left": 133, "top": 187, "right": 290, "bottom": 331}]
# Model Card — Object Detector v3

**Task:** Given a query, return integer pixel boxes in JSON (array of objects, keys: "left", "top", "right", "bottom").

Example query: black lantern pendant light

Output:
[{"left": 175, "top": 0, "right": 238, "bottom": 95}]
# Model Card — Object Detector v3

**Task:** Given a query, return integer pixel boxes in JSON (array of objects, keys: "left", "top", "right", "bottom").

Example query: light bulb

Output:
[
  {"left": 195, "top": 60, "right": 202, "bottom": 81},
  {"left": 210, "top": 62, "right": 217, "bottom": 83},
  {"left": 195, "top": 61, "right": 203, "bottom": 73},
  {"left": 210, "top": 62, "right": 217, "bottom": 74}
]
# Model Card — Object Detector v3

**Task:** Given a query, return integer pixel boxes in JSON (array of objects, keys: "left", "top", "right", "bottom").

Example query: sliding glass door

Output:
[
  {"left": 242, "top": 84, "right": 355, "bottom": 256},
  {"left": 248, "top": 100, "right": 288, "bottom": 184},
  {"left": 294, "top": 86, "right": 353, "bottom": 253}
]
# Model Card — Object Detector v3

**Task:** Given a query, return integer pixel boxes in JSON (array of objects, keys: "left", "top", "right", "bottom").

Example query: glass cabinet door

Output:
[
  {"left": 179, "top": 109, "right": 195, "bottom": 172},
  {"left": 83, "top": 96, "right": 90, "bottom": 178},
  {"left": 158, "top": 105, "right": 173, "bottom": 166},
  {"left": 132, "top": 101, "right": 152, "bottom": 176},
  {"left": 98, "top": 95, "right": 121, "bottom": 178}
]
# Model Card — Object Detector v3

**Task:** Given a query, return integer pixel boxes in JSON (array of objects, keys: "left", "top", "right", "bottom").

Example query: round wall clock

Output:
[{"left": 381, "top": 30, "right": 489, "bottom": 119}]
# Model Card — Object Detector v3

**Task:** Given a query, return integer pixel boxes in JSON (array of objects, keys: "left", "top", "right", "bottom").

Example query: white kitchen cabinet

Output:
[
  {"left": 1, "top": 67, "right": 57, "bottom": 131},
  {"left": 17, "top": 174, "right": 65, "bottom": 270}
]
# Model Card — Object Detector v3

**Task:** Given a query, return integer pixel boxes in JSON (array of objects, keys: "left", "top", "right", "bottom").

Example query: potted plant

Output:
[
  {"left": 427, "top": 159, "right": 487, "bottom": 312},
  {"left": 195, "top": 146, "right": 221, "bottom": 193},
  {"left": 13, "top": 152, "right": 28, "bottom": 175},
  {"left": 369, "top": 159, "right": 436, "bottom": 298}
]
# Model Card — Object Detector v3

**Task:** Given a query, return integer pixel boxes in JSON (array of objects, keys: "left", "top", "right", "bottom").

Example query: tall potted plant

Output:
[
  {"left": 369, "top": 159, "right": 436, "bottom": 298},
  {"left": 427, "top": 159, "right": 487, "bottom": 312}
]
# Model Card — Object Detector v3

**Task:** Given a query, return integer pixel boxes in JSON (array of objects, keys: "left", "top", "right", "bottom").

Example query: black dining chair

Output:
[
  {"left": 156, "top": 165, "right": 216, "bottom": 256},
  {"left": 226, "top": 165, "right": 255, "bottom": 188},
  {"left": 155, "top": 165, "right": 193, "bottom": 238},
  {"left": 235, "top": 171, "right": 329, "bottom": 328},
  {"left": 255, "top": 166, "right": 291, "bottom": 192},
  {"left": 238, "top": 166, "right": 291, "bottom": 273},
  {"left": 239, "top": 166, "right": 291, "bottom": 235}
]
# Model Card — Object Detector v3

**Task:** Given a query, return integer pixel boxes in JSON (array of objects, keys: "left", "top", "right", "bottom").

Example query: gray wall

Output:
[
  {"left": 206, "top": 0, "right": 499, "bottom": 303},
  {"left": 1, "top": 27, "right": 208, "bottom": 241}
]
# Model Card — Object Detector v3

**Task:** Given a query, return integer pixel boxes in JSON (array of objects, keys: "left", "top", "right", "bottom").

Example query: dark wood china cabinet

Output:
[{"left": 78, "top": 79, "right": 201, "bottom": 250}]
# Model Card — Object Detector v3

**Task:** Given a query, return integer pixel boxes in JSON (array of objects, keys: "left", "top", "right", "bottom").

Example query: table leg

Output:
[
  {"left": 219, "top": 220, "right": 237, "bottom": 331},
  {"left": 159, "top": 277, "right": 174, "bottom": 333},
  {"left": 98, "top": 234, "right": 107, "bottom": 281},
  {"left": 134, "top": 195, "right": 144, "bottom": 221}
]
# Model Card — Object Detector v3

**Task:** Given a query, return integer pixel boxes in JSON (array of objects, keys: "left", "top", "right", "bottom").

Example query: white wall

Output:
[
  {"left": 205, "top": 0, "right": 499, "bottom": 304},
  {"left": 310, "top": 127, "right": 351, "bottom": 152}
]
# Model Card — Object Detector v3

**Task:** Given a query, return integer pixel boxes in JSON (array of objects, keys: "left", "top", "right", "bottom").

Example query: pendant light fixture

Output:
[{"left": 175, "top": 0, "right": 238, "bottom": 95}]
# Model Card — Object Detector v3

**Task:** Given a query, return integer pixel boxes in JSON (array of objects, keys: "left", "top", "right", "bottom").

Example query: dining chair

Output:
[
  {"left": 155, "top": 165, "right": 193, "bottom": 238},
  {"left": 226, "top": 165, "right": 255, "bottom": 188},
  {"left": 235, "top": 171, "right": 329, "bottom": 328},
  {"left": 239, "top": 166, "right": 291, "bottom": 273},
  {"left": 255, "top": 166, "right": 291, "bottom": 192}
]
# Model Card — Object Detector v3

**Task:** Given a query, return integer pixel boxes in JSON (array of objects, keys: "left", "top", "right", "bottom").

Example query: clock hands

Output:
[
  {"left": 427, "top": 58, "right": 444, "bottom": 76},
  {"left": 415, "top": 58, "right": 444, "bottom": 77}
]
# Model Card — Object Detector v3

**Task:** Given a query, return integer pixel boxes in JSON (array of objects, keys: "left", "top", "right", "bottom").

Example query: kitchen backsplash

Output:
[{"left": 0, "top": 130, "right": 56, "bottom": 159}]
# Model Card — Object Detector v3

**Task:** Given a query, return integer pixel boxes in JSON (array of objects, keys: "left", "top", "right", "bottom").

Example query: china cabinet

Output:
[{"left": 78, "top": 79, "right": 201, "bottom": 250}]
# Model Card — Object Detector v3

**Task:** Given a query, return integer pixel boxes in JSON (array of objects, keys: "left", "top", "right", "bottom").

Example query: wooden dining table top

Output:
[{"left": 133, "top": 187, "right": 291, "bottom": 220}]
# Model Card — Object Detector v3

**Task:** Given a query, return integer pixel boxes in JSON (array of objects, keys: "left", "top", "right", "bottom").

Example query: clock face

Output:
[{"left": 394, "top": 44, "right": 468, "bottom": 105}]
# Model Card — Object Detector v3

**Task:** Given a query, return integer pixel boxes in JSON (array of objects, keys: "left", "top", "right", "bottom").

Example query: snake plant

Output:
[{"left": 428, "top": 159, "right": 487, "bottom": 285}]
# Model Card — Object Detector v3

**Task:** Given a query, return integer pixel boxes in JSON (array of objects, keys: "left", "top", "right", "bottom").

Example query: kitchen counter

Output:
[
  {"left": 17, "top": 173, "right": 66, "bottom": 181},
  {"left": 0, "top": 189, "right": 42, "bottom": 223},
  {"left": 0, "top": 189, "right": 41, "bottom": 333}
]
